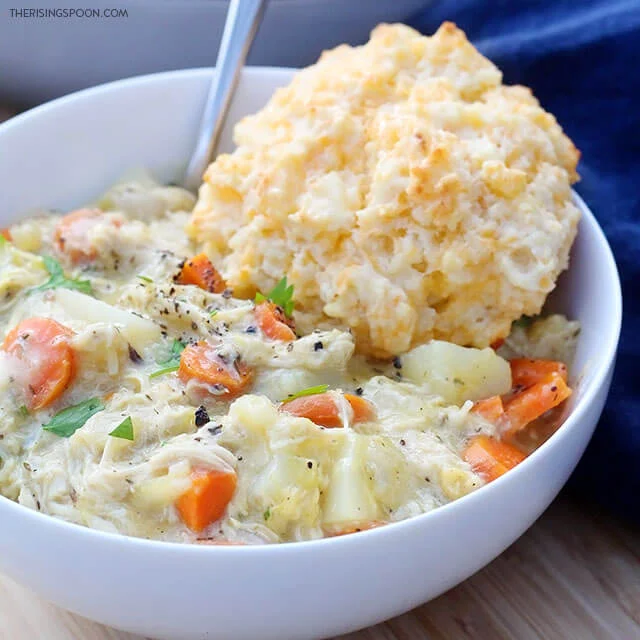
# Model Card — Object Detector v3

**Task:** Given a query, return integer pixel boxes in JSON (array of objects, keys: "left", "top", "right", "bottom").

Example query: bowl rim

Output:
[{"left": 0, "top": 67, "right": 623, "bottom": 555}]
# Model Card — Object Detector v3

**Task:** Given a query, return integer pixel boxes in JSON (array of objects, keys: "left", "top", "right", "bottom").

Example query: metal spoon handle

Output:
[{"left": 184, "top": 0, "right": 268, "bottom": 191}]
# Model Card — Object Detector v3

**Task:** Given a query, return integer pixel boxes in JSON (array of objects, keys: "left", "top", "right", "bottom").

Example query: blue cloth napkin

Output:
[{"left": 410, "top": 0, "right": 640, "bottom": 522}]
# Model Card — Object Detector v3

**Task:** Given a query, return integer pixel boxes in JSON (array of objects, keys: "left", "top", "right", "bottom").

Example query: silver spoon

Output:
[{"left": 183, "top": 0, "right": 268, "bottom": 192}]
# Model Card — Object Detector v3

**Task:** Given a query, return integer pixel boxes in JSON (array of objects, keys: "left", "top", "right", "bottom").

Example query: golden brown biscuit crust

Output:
[{"left": 189, "top": 22, "right": 580, "bottom": 357}]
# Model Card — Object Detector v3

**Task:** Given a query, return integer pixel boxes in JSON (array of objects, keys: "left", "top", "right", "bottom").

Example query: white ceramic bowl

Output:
[{"left": 0, "top": 69, "right": 622, "bottom": 640}]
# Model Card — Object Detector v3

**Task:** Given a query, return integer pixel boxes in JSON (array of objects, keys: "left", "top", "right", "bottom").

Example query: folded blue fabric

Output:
[{"left": 411, "top": 0, "right": 640, "bottom": 522}]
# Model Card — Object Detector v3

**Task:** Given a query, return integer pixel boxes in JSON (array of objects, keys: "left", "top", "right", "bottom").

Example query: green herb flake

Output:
[
  {"left": 281, "top": 384, "right": 330, "bottom": 404},
  {"left": 453, "top": 378, "right": 464, "bottom": 386},
  {"left": 255, "top": 276, "right": 295, "bottom": 317},
  {"left": 167, "top": 339, "right": 186, "bottom": 361},
  {"left": 42, "top": 398, "right": 105, "bottom": 438},
  {"left": 109, "top": 416, "right": 134, "bottom": 441},
  {"left": 18, "top": 405, "right": 29, "bottom": 418},
  {"left": 149, "top": 364, "right": 180, "bottom": 379},
  {"left": 137, "top": 275, "right": 153, "bottom": 284},
  {"left": 512, "top": 315, "right": 534, "bottom": 330},
  {"left": 209, "top": 309, "right": 218, "bottom": 317},
  {"left": 0, "top": 234, "right": 7, "bottom": 247},
  {"left": 33, "top": 256, "right": 93, "bottom": 295},
  {"left": 149, "top": 339, "right": 185, "bottom": 378},
  {"left": 263, "top": 507, "right": 271, "bottom": 521}
]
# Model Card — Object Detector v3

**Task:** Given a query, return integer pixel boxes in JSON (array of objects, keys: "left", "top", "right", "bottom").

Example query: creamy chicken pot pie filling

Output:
[{"left": 0, "top": 180, "right": 579, "bottom": 544}]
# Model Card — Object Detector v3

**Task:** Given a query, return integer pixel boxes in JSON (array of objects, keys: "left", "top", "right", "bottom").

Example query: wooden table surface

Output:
[
  {"left": 0, "top": 494, "right": 638, "bottom": 640},
  {"left": 0, "top": 108, "right": 638, "bottom": 640}
]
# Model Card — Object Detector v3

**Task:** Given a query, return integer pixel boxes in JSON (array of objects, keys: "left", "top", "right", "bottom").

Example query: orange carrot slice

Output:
[
  {"left": 503, "top": 373, "right": 572, "bottom": 438},
  {"left": 54, "top": 208, "right": 119, "bottom": 263},
  {"left": 178, "top": 342, "right": 253, "bottom": 396},
  {"left": 281, "top": 392, "right": 375, "bottom": 428},
  {"left": 463, "top": 435, "right": 526, "bottom": 482},
  {"left": 254, "top": 301, "right": 296, "bottom": 341},
  {"left": 282, "top": 393, "right": 343, "bottom": 427},
  {"left": 176, "top": 468, "right": 237, "bottom": 533},
  {"left": 344, "top": 393, "right": 377, "bottom": 423},
  {"left": 471, "top": 395, "right": 504, "bottom": 422},
  {"left": 2, "top": 317, "right": 76, "bottom": 410},
  {"left": 1, "top": 228, "right": 11, "bottom": 241},
  {"left": 510, "top": 358, "right": 568, "bottom": 388},
  {"left": 177, "top": 254, "right": 226, "bottom": 293}
]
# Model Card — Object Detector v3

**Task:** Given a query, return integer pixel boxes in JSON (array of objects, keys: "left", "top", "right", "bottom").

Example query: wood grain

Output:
[{"left": 0, "top": 495, "right": 638, "bottom": 640}]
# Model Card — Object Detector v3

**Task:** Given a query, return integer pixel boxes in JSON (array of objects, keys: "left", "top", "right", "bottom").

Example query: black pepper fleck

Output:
[
  {"left": 314, "top": 341, "right": 324, "bottom": 351},
  {"left": 208, "top": 424, "right": 223, "bottom": 436},
  {"left": 194, "top": 406, "right": 210, "bottom": 427},
  {"left": 307, "top": 461, "right": 313, "bottom": 469},
  {"left": 392, "top": 356, "right": 402, "bottom": 369},
  {"left": 355, "top": 387, "right": 363, "bottom": 396},
  {"left": 400, "top": 439, "right": 406, "bottom": 446},
  {"left": 128, "top": 344, "right": 143, "bottom": 364}
]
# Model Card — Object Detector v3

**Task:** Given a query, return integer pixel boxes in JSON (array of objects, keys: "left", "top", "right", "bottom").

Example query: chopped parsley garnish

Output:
[
  {"left": 0, "top": 234, "right": 7, "bottom": 247},
  {"left": 255, "top": 276, "right": 295, "bottom": 317},
  {"left": 281, "top": 384, "right": 330, "bottom": 404},
  {"left": 512, "top": 315, "right": 534, "bottom": 329},
  {"left": 149, "top": 339, "right": 185, "bottom": 378},
  {"left": 109, "top": 416, "right": 134, "bottom": 441},
  {"left": 263, "top": 507, "right": 271, "bottom": 521},
  {"left": 18, "top": 405, "right": 29, "bottom": 418},
  {"left": 33, "top": 256, "right": 93, "bottom": 295},
  {"left": 149, "top": 364, "right": 180, "bottom": 378},
  {"left": 137, "top": 275, "right": 153, "bottom": 283},
  {"left": 42, "top": 398, "right": 105, "bottom": 438},
  {"left": 209, "top": 309, "right": 218, "bottom": 317}
]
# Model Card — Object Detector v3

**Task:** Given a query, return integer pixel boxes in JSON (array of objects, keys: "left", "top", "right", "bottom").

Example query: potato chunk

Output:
[{"left": 402, "top": 340, "right": 511, "bottom": 405}]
